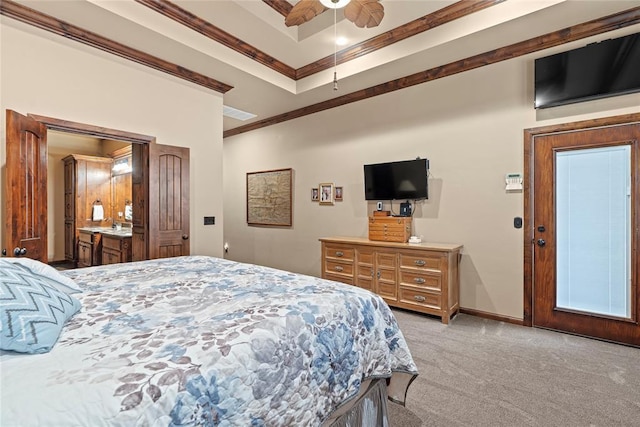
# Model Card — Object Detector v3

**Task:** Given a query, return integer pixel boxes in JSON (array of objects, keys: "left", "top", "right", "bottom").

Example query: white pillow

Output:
[{"left": 3, "top": 257, "right": 82, "bottom": 294}]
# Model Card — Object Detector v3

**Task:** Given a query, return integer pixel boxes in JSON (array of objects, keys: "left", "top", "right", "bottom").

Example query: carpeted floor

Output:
[{"left": 388, "top": 309, "right": 640, "bottom": 427}]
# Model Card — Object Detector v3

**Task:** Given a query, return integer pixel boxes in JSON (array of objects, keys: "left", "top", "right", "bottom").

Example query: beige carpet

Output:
[{"left": 388, "top": 309, "right": 640, "bottom": 426}]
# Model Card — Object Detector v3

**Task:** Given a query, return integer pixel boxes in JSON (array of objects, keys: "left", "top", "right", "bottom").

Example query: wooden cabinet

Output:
[
  {"left": 320, "top": 237, "right": 462, "bottom": 324},
  {"left": 368, "top": 216, "right": 411, "bottom": 243},
  {"left": 102, "top": 234, "right": 132, "bottom": 265},
  {"left": 63, "top": 155, "right": 113, "bottom": 264},
  {"left": 77, "top": 229, "right": 102, "bottom": 268}
]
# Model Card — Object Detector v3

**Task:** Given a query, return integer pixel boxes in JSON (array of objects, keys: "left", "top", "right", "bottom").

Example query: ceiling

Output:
[{"left": 4, "top": 1, "right": 640, "bottom": 134}]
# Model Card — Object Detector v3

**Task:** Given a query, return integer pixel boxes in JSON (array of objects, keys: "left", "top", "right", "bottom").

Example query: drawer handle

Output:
[
  {"left": 414, "top": 278, "right": 425, "bottom": 284},
  {"left": 414, "top": 260, "right": 426, "bottom": 266},
  {"left": 414, "top": 295, "right": 426, "bottom": 302},
  {"left": 334, "top": 266, "right": 344, "bottom": 272},
  {"left": 335, "top": 251, "right": 344, "bottom": 257}
]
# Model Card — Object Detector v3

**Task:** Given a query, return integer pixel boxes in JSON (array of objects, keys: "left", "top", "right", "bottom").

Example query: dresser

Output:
[{"left": 320, "top": 237, "right": 463, "bottom": 324}]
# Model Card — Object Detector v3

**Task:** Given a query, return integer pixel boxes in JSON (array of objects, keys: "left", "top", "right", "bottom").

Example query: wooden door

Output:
[
  {"left": 532, "top": 124, "right": 640, "bottom": 345},
  {"left": 148, "top": 143, "right": 190, "bottom": 259},
  {"left": 375, "top": 251, "right": 398, "bottom": 302},
  {"left": 3, "top": 110, "right": 48, "bottom": 262},
  {"left": 355, "top": 247, "right": 375, "bottom": 291}
]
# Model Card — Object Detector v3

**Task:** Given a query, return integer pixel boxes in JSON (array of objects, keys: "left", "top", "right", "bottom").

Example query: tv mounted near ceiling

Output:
[
  {"left": 364, "top": 158, "right": 429, "bottom": 201},
  {"left": 534, "top": 32, "right": 640, "bottom": 109}
]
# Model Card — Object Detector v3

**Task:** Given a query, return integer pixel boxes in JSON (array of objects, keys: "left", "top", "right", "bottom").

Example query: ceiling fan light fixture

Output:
[{"left": 319, "top": 0, "right": 351, "bottom": 9}]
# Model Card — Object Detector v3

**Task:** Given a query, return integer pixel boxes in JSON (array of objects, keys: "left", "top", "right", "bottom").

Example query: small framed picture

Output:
[
  {"left": 319, "top": 183, "right": 334, "bottom": 205},
  {"left": 311, "top": 187, "right": 319, "bottom": 201},
  {"left": 335, "top": 186, "right": 343, "bottom": 201}
]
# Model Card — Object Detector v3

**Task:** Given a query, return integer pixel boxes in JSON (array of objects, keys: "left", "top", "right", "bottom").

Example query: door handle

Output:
[
  {"left": 13, "top": 247, "right": 27, "bottom": 256},
  {"left": 536, "top": 239, "right": 546, "bottom": 247},
  {"left": 182, "top": 234, "right": 189, "bottom": 240}
]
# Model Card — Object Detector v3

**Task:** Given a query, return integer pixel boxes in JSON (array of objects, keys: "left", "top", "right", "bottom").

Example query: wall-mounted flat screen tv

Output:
[
  {"left": 364, "top": 158, "right": 429, "bottom": 201},
  {"left": 534, "top": 32, "right": 640, "bottom": 109}
]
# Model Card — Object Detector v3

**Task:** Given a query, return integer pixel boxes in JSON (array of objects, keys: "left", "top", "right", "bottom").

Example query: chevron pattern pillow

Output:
[
  {"left": 4, "top": 257, "right": 82, "bottom": 294},
  {"left": 0, "top": 260, "right": 82, "bottom": 354}
]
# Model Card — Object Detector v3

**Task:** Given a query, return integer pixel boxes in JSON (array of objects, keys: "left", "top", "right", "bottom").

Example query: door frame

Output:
[
  {"left": 523, "top": 112, "right": 640, "bottom": 327},
  {"left": 26, "top": 113, "right": 155, "bottom": 262}
]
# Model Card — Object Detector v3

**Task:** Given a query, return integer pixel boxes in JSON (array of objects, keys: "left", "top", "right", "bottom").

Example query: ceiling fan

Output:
[{"left": 284, "top": 0, "right": 384, "bottom": 28}]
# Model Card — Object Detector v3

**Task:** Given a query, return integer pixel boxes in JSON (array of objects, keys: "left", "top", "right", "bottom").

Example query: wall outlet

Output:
[{"left": 204, "top": 216, "right": 215, "bottom": 225}]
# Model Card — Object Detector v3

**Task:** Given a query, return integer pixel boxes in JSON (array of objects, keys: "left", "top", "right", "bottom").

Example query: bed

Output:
[{"left": 0, "top": 255, "right": 418, "bottom": 426}]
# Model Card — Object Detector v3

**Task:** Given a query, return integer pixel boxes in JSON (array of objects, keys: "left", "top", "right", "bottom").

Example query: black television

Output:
[
  {"left": 364, "top": 158, "right": 429, "bottom": 201},
  {"left": 534, "top": 32, "right": 640, "bottom": 109}
]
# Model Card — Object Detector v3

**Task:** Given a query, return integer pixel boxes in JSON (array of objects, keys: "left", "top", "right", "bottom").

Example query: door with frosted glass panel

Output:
[{"left": 533, "top": 124, "right": 639, "bottom": 346}]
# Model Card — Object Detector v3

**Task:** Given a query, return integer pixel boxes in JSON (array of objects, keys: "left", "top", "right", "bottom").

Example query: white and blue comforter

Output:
[{"left": 0, "top": 256, "right": 417, "bottom": 426}]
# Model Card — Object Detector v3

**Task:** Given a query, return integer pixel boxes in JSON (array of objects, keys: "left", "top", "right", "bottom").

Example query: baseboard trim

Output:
[{"left": 459, "top": 308, "right": 524, "bottom": 326}]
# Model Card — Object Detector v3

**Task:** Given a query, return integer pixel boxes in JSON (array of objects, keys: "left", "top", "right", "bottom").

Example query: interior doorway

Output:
[
  {"left": 4, "top": 111, "right": 153, "bottom": 264},
  {"left": 47, "top": 131, "right": 132, "bottom": 266},
  {"left": 4, "top": 110, "right": 191, "bottom": 265},
  {"left": 524, "top": 113, "right": 640, "bottom": 346}
]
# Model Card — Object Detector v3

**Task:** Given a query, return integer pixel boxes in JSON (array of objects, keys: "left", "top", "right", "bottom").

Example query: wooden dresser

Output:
[{"left": 320, "top": 237, "right": 463, "bottom": 324}]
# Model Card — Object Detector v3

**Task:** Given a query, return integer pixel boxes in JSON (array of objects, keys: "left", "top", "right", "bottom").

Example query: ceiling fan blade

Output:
[
  {"left": 344, "top": 0, "right": 384, "bottom": 28},
  {"left": 285, "top": 0, "right": 326, "bottom": 27}
]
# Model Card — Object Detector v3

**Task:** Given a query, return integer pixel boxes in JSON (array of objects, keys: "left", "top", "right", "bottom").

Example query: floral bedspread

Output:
[{"left": 0, "top": 256, "right": 417, "bottom": 426}]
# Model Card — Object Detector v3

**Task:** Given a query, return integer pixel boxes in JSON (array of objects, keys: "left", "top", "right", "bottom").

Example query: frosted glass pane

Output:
[{"left": 555, "top": 145, "right": 631, "bottom": 318}]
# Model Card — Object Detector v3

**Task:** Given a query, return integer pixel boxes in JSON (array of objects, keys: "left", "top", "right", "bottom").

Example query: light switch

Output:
[{"left": 505, "top": 173, "right": 523, "bottom": 191}]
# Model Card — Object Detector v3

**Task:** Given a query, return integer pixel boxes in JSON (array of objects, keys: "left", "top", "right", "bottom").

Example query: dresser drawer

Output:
[
  {"left": 325, "top": 260, "right": 354, "bottom": 277},
  {"left": 399, "top": 287, "right": 441, "bottom": 310},
  {"left": 103, "top": 236, "right": 125, "bottom": 250},
  {"left": 324, "top": 244, "right": 355, "bottom": 262},
  {"left": 399, "top": 252, "right": 441, "bottom": 271},
  {"left": 324, "top": 273, "right": 354, "bottom": 286},
  {"left": 368, "top": 231, "right": 410, "bottom": 242},
  {"left": 78, "top": 231, "right": 95, "bottom": 244},
  {"left": 399, "top": 271, "right": 441, "bottom": 290}
]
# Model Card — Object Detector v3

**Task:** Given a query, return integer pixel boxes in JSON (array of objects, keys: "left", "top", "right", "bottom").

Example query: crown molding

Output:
[
  {"left": 224, "top": 7, "right": 640, "bottom": 138},
  {"left": 0, "top": 0, "right": 233, "bottom": 94}
]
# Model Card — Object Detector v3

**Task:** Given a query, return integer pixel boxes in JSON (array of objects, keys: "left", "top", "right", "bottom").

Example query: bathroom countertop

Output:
[{"left": 78, "top": 227, "right": 132, "bottom": 237}]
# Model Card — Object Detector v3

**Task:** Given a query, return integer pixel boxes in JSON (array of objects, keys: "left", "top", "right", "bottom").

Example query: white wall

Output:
[
  {"left": 223, "top": 26, "right": 640, "bottom": 320},
  {"left": 0, "top": 19, "right": 225, "bottom": 258}
]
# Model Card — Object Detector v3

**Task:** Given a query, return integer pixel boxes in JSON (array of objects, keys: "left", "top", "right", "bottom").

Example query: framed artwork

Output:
[
  {"left": 311, "top": 187, "right": 319, "bottom": 202},
  {"left": 319, "top": 183, "right": 334, "bottom": 205},
  {"left": 246, "top": 168, "right": 293, "bottom": 226},
  {"left": 335, "top": 186, "right": 343, "bottom": 201}
]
